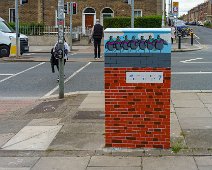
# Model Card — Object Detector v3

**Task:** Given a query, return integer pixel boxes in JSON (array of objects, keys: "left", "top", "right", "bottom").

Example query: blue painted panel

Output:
[{"left": 104, "top": 28, "right": 171, "bottom": 55}]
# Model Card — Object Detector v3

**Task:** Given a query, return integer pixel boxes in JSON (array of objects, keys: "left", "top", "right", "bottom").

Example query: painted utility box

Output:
[{"left": 104, "top": 28, "right": 171, "bottom": 149}]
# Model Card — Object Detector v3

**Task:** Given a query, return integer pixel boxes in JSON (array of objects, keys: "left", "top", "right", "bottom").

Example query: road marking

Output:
[
  {"left": 0, "top": 74, "right": 14, "bottom": 76},
  {"left": 71, "top": 53, "right": 77, "bottom": 56},
  {"left": 0, "top": 62, "right": 45, "bottom": 83},
  {"left": 43, "top": 62, "right": 92, "bottom": 97},
  {"left": 24, "top": 53, "right": 35, "bottom": 56},
  {"left": 194, "top": 34, "right": 200, "bottom": 40},
  {"left": 181, "top": 58, "right": 203, "bottom": 63},
  {"left": 172, "top": 72, "right": 212, "bottom": 75}
]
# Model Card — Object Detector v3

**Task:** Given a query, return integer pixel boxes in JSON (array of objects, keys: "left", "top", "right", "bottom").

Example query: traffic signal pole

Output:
[
  {"left": 131, "top": 0, "right": 134, "bottom": 28},
  {"left": 162, "top": 0, "right": 165, "bottom": 27},
  {"left": 15, "top": 0, "right": 20, "bottom": 58},
  {"left": 58, "top": 0, "right": 65, "bottom": 99},
  {"left": 69, "top": 3, "right": 72, "bottom": 51}
]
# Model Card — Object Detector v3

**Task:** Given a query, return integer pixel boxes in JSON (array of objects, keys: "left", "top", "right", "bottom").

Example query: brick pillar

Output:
[{"left": 104, "top": 28, "right": 171, "bottom": 149}]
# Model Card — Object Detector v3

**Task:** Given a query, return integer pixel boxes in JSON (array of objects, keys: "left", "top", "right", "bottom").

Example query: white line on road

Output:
[
  {"left": 43, "top": 62, "right": 92, "bottom": 98},
  {"left": 71, "top": 53, "right": 77, "bottom": 56},
  {"left": 0, "top": 74, "right": 14, "bottom": 76},
  {"left": 24, "top": 53, "right": 35, "bottom": 56},
  {"left": 172, "top": 72, "right": 212, "bottom": 75},
  {"left": 0, "top": 62, "right": 46, "bottom": 83},
  {"left": 180, "top": 58, "right": 203, "bottom": 63},
  {"left": 181, "top": 62, "right": 212, "bottom": 64}
]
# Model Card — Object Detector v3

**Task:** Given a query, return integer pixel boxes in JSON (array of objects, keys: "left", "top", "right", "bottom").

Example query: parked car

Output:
[
  {"left": 197, "top": 21, "right": 204, "bottom": 26},
  {"left": 0, "top": 17, "right": 29, "bottom": 57},
  {"left": 189, "top": 21, "right": 197, "bottom": 25}
]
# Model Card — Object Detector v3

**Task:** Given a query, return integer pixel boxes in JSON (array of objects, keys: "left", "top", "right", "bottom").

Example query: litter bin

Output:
[{"left": 104, "top": 28, "right": 171, "bottom": 149}]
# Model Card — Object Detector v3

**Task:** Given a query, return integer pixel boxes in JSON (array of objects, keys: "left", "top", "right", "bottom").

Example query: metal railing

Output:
[{"left": 19, "top": 26, "right": 92, "bottom": 36}]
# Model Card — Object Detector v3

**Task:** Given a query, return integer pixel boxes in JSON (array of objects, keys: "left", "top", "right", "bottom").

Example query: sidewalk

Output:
[
  {"left": 0, "top": 91, "right": 212, "bottom": 169},
  {"left": 29, "top": 43, "right": 202, "bottom": 53},
  {"left": 1, "top": 43, "right": 203, "bottom": 63}
]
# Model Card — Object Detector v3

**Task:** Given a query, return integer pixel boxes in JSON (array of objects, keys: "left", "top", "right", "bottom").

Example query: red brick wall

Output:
[{"left": 105, "top": 67, "right": 171, "bottom": 149}]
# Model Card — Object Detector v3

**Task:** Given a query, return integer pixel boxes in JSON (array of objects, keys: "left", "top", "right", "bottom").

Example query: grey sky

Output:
[{"left": 166, "top": 0, "right": 206, "bottom": 16}]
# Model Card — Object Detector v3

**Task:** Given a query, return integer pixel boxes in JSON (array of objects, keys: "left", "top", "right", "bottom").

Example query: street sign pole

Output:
[
  {"left": 58, "top": 0, "right": 65, "bottom": 99},
  {"left": 131, "top": 0, "right": 134, "bottom": 28},
  {"left": 15, "top": 0, "right": 20, "bottom": 58},
  {"left": 162, "top": 0, "right": 165, "bottom": 27},
  {"left": 69, "top": 2, "right": 72, "bottom": 51}
]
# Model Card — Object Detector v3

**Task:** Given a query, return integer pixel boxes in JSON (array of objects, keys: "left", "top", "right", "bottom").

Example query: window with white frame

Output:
[
  {"left": 9, "top": 8, "right": 15, "bottom": 23},
  {"left": 134, "top": 9, "right": 142, "bottom": 17}
]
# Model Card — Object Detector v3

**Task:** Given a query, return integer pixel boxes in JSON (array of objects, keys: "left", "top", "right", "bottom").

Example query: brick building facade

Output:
[
  {"left": 0, "top": 0, "right": 162, "bottom": 32},
  {"left": 186, "top": 0, "right": 212, "bottom": 22}
]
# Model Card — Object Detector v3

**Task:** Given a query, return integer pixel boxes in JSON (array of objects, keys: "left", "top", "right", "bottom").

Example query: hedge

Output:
[{"left": 103, "top": 16, "right": 162, "bottom": 28}]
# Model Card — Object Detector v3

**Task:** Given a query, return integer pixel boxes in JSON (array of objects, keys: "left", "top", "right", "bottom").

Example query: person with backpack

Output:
[
  {"left": 91, "top": 19, "right": 104, "bottom": 59},
  {"left": 51, "top": 39, "right": 70, "bottom": 82}
]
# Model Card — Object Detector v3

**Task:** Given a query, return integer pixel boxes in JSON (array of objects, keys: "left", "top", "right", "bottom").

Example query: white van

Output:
[{"left": 0, "top": 17, "right": 29, "bottom": 58}]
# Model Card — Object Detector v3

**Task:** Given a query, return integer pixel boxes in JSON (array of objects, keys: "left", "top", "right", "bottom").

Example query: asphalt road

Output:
[{"left": 0, "top": 26, "right": 212, "bottom": 98}]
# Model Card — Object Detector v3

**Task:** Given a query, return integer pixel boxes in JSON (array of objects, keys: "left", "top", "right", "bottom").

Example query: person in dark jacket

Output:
[{"left": 91, "top": 19, "right": 104, "bottom": 59}]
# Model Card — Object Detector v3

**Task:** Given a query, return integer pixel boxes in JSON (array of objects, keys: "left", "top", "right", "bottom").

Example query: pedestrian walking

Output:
[
  {"left": 91, "top": 19, "right": 104, "bottom": 59},
  {"left": 171, "top": 25, "right": 175, "bottom": 44},
  {"left": 51, "top": 39, "right": 70, "bottom": 82}
]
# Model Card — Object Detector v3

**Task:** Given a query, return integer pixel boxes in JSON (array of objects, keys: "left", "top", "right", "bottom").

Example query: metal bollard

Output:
[
  {"left": 191, "top": 31, "right": 194, "bottom": 46},
  {"left": 178, "top": 33, "right": 181, "bottom": 49}
]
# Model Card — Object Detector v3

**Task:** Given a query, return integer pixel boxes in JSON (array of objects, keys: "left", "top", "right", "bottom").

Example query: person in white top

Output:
[{"left": 52, "top": 39, "right": 70, "bottom": 81}]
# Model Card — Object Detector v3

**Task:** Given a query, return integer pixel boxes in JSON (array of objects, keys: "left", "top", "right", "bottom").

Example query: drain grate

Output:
[
  {"left": 73, "top": 111, "right": 105, "bottom": 119},
  {"left": 26, "top": 100, "right": 64, "bottom": 114}
]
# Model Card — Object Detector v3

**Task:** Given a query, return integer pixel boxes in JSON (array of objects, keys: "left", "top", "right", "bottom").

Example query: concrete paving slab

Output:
[
  {"left": 143, "top": 156, "right": 198, "bottom": 170},
  {"left": 87, "top": 168, "right": 141, "bottom": 170},
  {"left": 205, "top": 104, "right": 212, "bottom": 113},
  {"left": 0, "top": 157, "right": 39, "bottom": 169},
  {"left": 49, "top": 133, "right": 104, "bottom": 150},
  {"left": 60, "top": 123, "right": 104, "bottom": 134},
  {"left": 89, "top": 156, "right": 141, "bottom": 167},
  {"left": 0, "top": 120, "right": 29, "bottom": 134},
  {"left": 0, "top": 133, "right": 14, "bottom": 148},
  {"left": 2, "top": 126, "right": 62, "bottom": 150},
  {"left": 79, "top": 104, "right": 105, "bottom": 111},
  {"left": 171, "top": 113, "right": 182, "bottom": 138},
  {"left": 79, "top": 94, "right": 105, "bottom": 111},
  {"left": 197, "top": 93, "right": 212, "bottom": 104},
  {"left": 31, "top": 157, "right": 90, "bottom": 170},
  {"left": 173, "top": 100, "right": 205, "bottom": 108},
  {"left": 198, "top": 167, "right": 212, "bottom": 170},
  {"left": 184, "top": 130, "right": 212, "bottom": 148},
  {"left": 171, "top": 93, "right": 199, "bottom": 100},
  {"left": 179, "top": 118, "right": 212, "bottom": 129},
  {"left": 195, "top": 156, "right": 212, "bottom": 170},
  {"left": 175, "top": 108, "right": 212, "bottom": 118},
  {"left": 27, "top": 118, "right": 61, "bottom": 126},
  {"left": 195, "top": 156, "right": 212, "bottom": 166},
  {"left": 0, "top": 168, "right": 30, "bottom": 170}
]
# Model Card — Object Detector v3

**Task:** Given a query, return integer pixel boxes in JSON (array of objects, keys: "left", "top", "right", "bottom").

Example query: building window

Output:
[
  {"left": 9, "top": 8, "right": 15, "bottom": 23},
  {"left": 134, "top": 9, "right": 142, "bottom": 17}
]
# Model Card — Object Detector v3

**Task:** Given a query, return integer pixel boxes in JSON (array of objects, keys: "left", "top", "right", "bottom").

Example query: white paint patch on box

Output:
[{"left": 126, "top": 72, "right": 163, "bottom": 83}]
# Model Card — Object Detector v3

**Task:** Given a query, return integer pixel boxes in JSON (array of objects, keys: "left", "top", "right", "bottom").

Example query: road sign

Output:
[{"left": 173, "top": 2, "right": 179, "bottom": 17}]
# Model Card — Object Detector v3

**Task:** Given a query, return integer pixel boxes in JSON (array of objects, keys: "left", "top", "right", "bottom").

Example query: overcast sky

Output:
[{"left": 166, "top": 0, "right": 206, "bottom": 16}]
